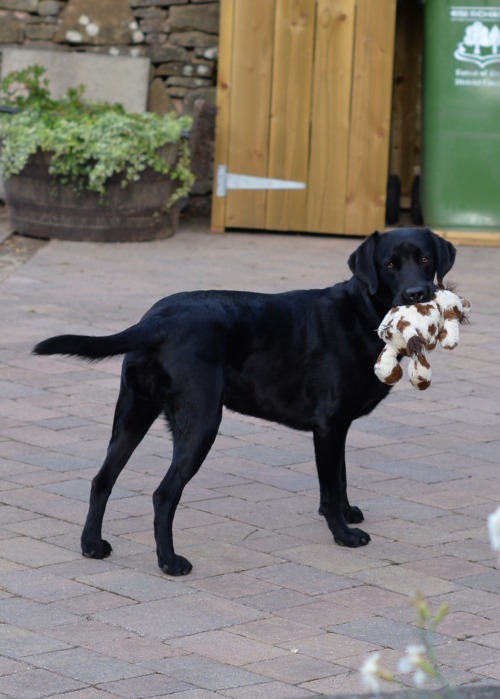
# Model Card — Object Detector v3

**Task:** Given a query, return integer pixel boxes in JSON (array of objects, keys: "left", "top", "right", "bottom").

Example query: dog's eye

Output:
[
  {"left": 421, "top": 256, "right": 430, "bottom": 264},
  {"left": 386, "top": 261, "right": 395, "bottom": 270}
]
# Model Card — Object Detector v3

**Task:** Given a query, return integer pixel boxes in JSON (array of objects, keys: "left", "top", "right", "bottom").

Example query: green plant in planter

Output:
[{"left": 0, "top": 65, "right": 194, "bottom": 204}]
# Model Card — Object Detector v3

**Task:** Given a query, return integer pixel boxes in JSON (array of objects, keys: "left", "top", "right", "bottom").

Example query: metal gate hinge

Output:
[{"left": 216, "top": 164, "right": 306, "bottom": 197}]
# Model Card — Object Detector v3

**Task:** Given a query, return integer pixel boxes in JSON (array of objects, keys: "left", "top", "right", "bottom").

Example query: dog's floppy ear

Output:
[
  {"left": 348, "top": 231, "right": 380, "bottom": 294},
  {"left": 428, "top": 228, "right": 456, "bottom": 284}
]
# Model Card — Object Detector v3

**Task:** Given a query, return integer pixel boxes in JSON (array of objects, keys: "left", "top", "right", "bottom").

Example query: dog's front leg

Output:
[{"left": 313, "top": 426, "right": 370, "bottom": 547}]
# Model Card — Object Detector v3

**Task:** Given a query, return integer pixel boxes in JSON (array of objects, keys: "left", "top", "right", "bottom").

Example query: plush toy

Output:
[{"left": 375, "top": 288, "right": 471, "bottom": 390}]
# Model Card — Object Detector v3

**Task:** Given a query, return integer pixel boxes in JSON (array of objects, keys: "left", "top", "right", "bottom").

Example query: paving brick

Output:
[
  {"left": 237, "top": 588, "right": 314, "bottom": 612},
  {"left": 46, "top": 620, "right": 134, "bottom": 648},
  {"left": 46, "top": 690, "right": 123, "bottom": 699},
  {"left": 26, "top": 648, "right": 147, "bottom": 684},
  {"left": 0, "top": 624, "right": 71, "bottom": 658},
  {"left": 96, "top": 593, "right": 266, "bottom": 640},
  {"left": 170, "top": 629, "right": 288, "bottom": 666},
  {"left": 0, "top": 597, "right": 79, "bottom": 631},
  {"left": 223, "top": 681, "right": 316, "bottom": 698},
  {"left": 273, "top": 598, "right": 369, "bottom": 628},
  {"left": 400, "top": 555, "right": 491, "bottom": 580},
  {"left": 278, "top": 542, "right": 384, "bottom": 574},
  {"left": 278, "top": 632, "right": 380, "bottom": 661},
  {"left": 189, "top": 572, "right": 278, "bottom": 599},
  {"left": 98, "top": 673, "right": 194, "bottom": 697},
  {"left": 436, "top": 611, "right": 500, "bottom": 639},
  {"left": 0, "top": 536, "right": 79, "bottom": 567},
  {"left": 227, "top": 617, "right": 325, "bottom": 645},
  {"left": 0, "top": 569, "right": 93, "bottom": 602},
  {"left": 0, "top": 668, "right": 84, "bottom": 698},
  {"left": 243, "top": 652, "right": 344, "bottom": 684},
  {"left": 145, "top": 655, "right": 265, "bottom": 690},
  {"left": 77, "top": 568, "right": 191, "bottom": 602},
  {"left": 329, "top": 616, "right": 447, "bottom": 651},
  {"left": 244, "top": 562, "right": 353, "bottom": 595},
  {"left": 435, "top": 638, "right": 500, "bottom": 669}
]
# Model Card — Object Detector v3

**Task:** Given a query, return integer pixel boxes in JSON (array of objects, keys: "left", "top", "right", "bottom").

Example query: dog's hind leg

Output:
[
  {"left": 319, "top": 453, "right": 364, "bottom": 524},
  {"left": 340, "top": 454, "right": 364, "bottom": 524},
  {"left": 81, "top": 382, "right": 161, "bottom": 559},
  {"left": 153, "top": 374, "right": 224, "bottom": 576},
  {"left": 314, "top": 425, "right": 370, "bottom": 548}
]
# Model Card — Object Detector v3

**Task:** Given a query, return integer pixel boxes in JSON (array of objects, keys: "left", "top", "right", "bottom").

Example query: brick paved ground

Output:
[{"left": 0, "top": 218, "right": 499, "bottom": 698}]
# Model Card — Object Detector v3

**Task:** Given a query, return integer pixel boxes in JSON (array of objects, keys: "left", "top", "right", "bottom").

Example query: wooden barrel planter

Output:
[{"left": 4, "top": 148, "right": 181, "bottom": 242}]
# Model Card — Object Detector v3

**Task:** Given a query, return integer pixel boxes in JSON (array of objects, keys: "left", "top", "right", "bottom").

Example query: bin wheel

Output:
[
  {"left": 411, "top": 175, "right": 424, "bottom": 225},
  {"left": 385, "top": 175, "right": 401, "bottom": 225}
]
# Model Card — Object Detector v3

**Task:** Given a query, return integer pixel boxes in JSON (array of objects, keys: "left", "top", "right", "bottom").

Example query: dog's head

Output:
[{"left": 348, "top": 228, "right": 456, "bottom": 307}]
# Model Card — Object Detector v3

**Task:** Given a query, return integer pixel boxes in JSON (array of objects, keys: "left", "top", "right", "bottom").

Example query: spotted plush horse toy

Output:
[{"left": 374, "top": 288, "right": 471, "bottom": 390}]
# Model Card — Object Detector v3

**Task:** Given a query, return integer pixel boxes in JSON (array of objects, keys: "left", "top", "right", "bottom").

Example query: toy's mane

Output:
[
  {"left": 436, "top": 282, "right": 470, "bottom": 325},
  {"left": 437, "top": 281, "right": 457, "bottom": 292}
]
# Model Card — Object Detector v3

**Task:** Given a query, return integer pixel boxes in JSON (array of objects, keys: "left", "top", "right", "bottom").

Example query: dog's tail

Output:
[{"left": 33, "top": 321, "right": 160, "bottom": 362}]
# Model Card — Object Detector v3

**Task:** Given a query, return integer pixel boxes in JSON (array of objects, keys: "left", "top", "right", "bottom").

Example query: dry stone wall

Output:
[
  {"left": 0, "top": 0, "right": 220, "bottom": 216},
  {"left": 0, "top": 0, "right": 219, "bottom": 116}
]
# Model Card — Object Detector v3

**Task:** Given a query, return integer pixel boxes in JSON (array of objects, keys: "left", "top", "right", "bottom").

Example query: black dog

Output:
[{"left": 33, "top": 228, "right": 455, "bottom": 575}]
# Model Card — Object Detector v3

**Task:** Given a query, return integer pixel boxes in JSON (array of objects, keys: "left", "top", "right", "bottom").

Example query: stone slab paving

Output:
[{"left": 0, "top": 218, "right": 499, "bottom": 698}]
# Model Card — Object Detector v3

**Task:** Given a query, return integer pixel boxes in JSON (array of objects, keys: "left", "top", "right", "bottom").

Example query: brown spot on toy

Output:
[
  {"left": 419, "top": 355, "right": 431, "bottom": 369},
  {"left": 415, "top": 304, "right": 432, "bottom": 316},
  {"left": 396, "top": 318, "right": 411, "bottom": 333},
  {"left": 417, "top": 379, "right": 431, "bottom": 390},
  {"left": 385, "top": 364, "right": 403, "bottom": 384},
  {"left": 444, "top": 307, "right": 458, "bottom": 321}
]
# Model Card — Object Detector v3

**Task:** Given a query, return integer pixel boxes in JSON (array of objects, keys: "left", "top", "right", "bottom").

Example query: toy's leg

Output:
[
  {"left": 408, "top": 354, "right": 431, "bottom": 390},
  {"left": 374, "top": 345, "right": 402, "bottom": 385}
]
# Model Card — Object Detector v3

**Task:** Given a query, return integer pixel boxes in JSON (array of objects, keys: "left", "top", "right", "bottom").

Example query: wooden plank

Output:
[
  {"left": 225, "top": 0, "right": 276, "bottom": 229},
  {"left": 211, "top": 0, "right": 234, "bottom": 232},
  {"left": 306, "top": 0, "right": 356, "bottom": 234},
  {"left": 435, "top": 230, "right": 500, "bottom": 247},
  {"left": 344, "top": 0, "right": 397, "bottom": 236},
  {"left": 266, "top": 0, "right": 315, "bottom": 232}
]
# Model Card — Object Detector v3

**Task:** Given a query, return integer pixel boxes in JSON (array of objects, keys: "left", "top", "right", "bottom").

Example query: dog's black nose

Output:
[{"left": 403, "top": 286, "right": 426, "bottom": 304}]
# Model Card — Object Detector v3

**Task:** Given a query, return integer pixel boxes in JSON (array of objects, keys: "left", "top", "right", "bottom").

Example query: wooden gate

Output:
[{"left": 212, "top": 0, "right": 397, "bottom": 236}]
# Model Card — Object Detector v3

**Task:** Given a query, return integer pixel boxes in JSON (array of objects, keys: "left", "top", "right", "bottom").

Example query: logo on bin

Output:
[{"left": 454, "top": 20, "right": 500, "bottom": 68}]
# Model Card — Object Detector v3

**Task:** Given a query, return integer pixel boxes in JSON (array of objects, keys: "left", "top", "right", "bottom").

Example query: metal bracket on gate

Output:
[{"left": 216, "top": 164, "right": 306, "bottom": 197}]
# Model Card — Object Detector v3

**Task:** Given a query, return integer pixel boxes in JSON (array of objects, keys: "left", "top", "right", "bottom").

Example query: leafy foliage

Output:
[{"left": 0, "top": 65, "right": 194, "bottom": 203}]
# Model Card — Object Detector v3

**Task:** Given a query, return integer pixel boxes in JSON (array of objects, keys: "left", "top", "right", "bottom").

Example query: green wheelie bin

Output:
[{"left": 422, "top": 0, "right": 500, "bottom": 231}]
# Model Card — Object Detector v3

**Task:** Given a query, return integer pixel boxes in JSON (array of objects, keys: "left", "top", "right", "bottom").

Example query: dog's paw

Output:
[
  {"left": 159, "top": 554, "right": 193, "bottom": 576},
  {"left": 334, "top": 527, "right": 371, "bottom": 548},
  {"left": 344, "top": 505, "right": 364, "bottom": 524},
  {"left": 81, "top": 539, "right": 113, "bottom": 559}
]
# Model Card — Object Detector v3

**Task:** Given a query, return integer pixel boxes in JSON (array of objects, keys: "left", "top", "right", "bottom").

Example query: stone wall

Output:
[{"left": 0, "top": 0, "right": 220, "bottom": 216}]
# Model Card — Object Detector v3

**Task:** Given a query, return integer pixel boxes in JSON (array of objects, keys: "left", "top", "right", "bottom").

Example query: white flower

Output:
[
  {"left": 360, "top": 652, "right": 382, "bottom": 694},
  {"left": 398, "top": 644, "right": 427, "bottom": 687},
  {"left": 129, "top": 21, "right": 138, "bottom": 31},
  {"left": 132, "top": 30, "right": 144, "bottom": 44},
  {"left": 488, "top": 506, "right": 500, "bottom": 551},
  {"left": 413, "top": 668, "right": 427, "bottom": 687},
  {"left": 78, "top": 15, "right": 90, "bottom": 26},
  {"left": 398, "top": 644, "right": 425, "bottom": 672}
]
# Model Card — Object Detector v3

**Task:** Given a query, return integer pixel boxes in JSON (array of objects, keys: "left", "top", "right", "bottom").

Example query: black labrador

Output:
[{"left": 33, "top": 228, "right": 456, "bottom": 575}]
